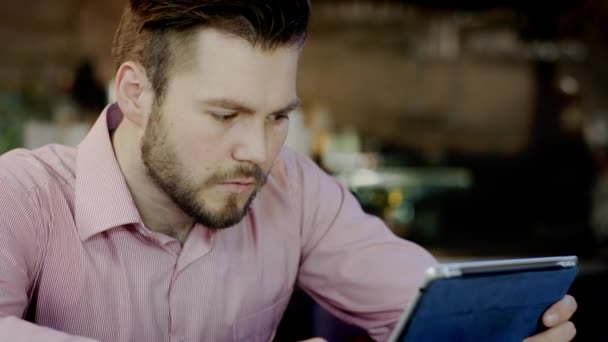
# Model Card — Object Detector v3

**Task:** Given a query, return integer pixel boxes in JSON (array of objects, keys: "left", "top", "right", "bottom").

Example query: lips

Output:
[
  {"left": 218, "top": 179, "right": 257, "bottom": 193},
  {"left": 221, "top": 179, "right": 256, "bottom": 186}
]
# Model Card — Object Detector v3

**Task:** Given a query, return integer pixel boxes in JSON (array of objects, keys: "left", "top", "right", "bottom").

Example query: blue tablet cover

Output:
[{"left": 398, "top": 266, "right": 578, "bottom": 342}]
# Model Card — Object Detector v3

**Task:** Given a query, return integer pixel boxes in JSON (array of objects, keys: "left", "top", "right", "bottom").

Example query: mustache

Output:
[{"left": 203, "top": 165, "right": 267, "bottom": 187}]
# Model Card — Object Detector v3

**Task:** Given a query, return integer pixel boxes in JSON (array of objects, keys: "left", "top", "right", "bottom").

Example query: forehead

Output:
[{"left": 167, "top": 28, "right": 300, "bottom": 110}]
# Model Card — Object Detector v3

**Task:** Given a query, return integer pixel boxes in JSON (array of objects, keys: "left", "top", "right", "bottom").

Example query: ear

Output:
[{"left": 114, "top": 61, "right": 153, "bottom": 127}]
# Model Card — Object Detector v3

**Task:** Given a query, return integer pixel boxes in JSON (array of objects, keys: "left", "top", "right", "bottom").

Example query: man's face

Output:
[{"left": 141, "top": 29, "right": 300, "bottom": 229}]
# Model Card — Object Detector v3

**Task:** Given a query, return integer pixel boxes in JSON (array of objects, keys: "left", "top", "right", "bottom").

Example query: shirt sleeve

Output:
[
  {"left": 291, "top": 153, "right": 437, "bottom": 341},
  {"left": 0, "top": 170, "right": 97, "bottom": 342}
]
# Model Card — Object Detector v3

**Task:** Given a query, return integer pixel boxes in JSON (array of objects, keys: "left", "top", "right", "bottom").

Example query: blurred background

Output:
[{"left": 2, "top": 0, "right": 607, "bottom": 340}]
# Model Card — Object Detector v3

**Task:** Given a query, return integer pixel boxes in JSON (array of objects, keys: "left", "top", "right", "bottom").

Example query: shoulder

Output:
[
  {"left": 0, "top": 144, "right": 77, "bottom": 193},
  {"left": 0, "top": 147, "right": 73, "bottom": 279},
  {"left": 270, "top": 146, "right": 328, "bottom": 191},
  {"left": 263, "top": 146, "right": 346, "bottom": 222},
  {"left": 256, "top": 147, "right": 328, "bottom": 219},
  {"left": 0, "top": 145, "right": 77, "bottom": 223}
]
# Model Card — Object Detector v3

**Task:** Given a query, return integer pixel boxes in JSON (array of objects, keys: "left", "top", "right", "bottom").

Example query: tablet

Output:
[{"left": 387, "top": 256, "right": 578, "bottom": 342}]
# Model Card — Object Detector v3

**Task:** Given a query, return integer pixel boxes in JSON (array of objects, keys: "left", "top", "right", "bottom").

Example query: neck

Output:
[{"left": 113, "top": 120, "right": 194, "bottom": 244}]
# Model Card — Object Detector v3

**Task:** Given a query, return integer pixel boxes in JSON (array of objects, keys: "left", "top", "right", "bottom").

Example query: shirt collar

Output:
[{"left": 75, "top": 103, "right": 142, "bottom": 241}]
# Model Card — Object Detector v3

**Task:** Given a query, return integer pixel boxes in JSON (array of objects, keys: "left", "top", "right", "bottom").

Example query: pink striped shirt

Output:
[{"left": 0, "top": 104, "right": 436, "bottom": 342}]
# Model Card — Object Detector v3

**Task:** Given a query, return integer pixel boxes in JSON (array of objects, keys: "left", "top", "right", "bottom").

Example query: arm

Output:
[
  {"left": 290, "top": 153, "right": 436, "bottom": 341},
  {"left": 0, "top": 175, "right": 97, "bottom": 341},
  {"left": 287, "top": 152, "right": 577, "bottom": 342}
]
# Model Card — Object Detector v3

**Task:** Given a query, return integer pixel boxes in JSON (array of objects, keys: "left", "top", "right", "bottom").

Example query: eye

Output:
[
  {"left": 268, "top": 113, "right": 290, "bottom": 123},
  {"left": 211, "top": 113, "right": 238, "bottom": 122}
]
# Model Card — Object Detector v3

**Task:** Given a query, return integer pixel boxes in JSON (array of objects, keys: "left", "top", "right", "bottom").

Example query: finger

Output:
[
  {"left": 523, "top": 321, "right": 576, "bottom": 342},
  {"left": 543, "top": 295, "right": 578, "bottom": 327}
]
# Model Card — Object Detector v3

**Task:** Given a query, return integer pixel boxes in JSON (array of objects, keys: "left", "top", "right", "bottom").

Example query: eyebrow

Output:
[{"left": 201, "top": 98, "right": 301, "bottom": 116}]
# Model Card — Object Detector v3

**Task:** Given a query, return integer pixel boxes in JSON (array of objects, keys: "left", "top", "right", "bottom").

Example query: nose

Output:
[{"left": 232, "top": 122, "right": 268, "bottom": 165}]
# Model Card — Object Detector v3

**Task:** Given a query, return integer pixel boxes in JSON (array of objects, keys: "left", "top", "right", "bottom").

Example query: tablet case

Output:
[{"left": 398, "top": 266, "right": 578, "bottom": 342}]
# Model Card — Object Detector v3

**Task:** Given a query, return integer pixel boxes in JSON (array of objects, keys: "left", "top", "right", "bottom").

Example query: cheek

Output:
[
  {"left": 266, "top": 125, "right": 289, "bottom": 157},
  {"left": 184, "top": 140, "right": 223, "bottom": 175},
  {"left": 273, "top": 125, "right": 289, "bottom": 147},
  {"left": 169, "top": 121, "right": 221, "bottom": 171}
]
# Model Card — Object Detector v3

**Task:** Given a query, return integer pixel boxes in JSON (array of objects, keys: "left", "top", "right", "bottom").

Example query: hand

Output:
[{"left": 523, "top": 295, "right": 578, "bottom": 342}]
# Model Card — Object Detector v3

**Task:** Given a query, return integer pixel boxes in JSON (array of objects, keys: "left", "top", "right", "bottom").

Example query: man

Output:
[{"left": 0, "top": 1, "right": 577, "bottom": 341}]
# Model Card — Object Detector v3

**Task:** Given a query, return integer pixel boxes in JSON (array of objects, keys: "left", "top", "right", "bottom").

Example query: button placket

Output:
[{"left": 169, "top": 258, "right": 183, "bottom": 342}]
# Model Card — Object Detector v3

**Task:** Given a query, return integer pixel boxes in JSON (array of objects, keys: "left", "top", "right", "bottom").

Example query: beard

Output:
[{"left": 140, "top": 103, "right": 268, "bottom": 229}]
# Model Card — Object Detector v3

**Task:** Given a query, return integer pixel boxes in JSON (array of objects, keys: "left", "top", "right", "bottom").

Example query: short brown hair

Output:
[{"left": 112, "top": 0, "right": 310, "bottom": 101}]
